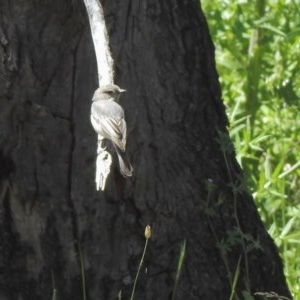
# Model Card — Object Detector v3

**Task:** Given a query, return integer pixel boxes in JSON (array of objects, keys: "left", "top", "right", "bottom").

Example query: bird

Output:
[{"left": 90, "top": 84, "right": 133, "bottom": 177}]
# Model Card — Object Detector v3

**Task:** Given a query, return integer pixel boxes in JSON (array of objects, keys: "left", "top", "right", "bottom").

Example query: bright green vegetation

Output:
[{"left": 202, "top": 0, "right": 300, "bottom": 298}]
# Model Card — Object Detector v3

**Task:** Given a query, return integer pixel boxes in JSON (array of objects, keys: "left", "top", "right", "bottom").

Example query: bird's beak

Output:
[{"left": 119, "top": 88, "right": 126, "bottom": 93}]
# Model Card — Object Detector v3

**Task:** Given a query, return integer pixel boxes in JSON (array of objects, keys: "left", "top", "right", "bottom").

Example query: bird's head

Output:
[{"left": 92, "top": 84, "right": 126, "bottom": 101}]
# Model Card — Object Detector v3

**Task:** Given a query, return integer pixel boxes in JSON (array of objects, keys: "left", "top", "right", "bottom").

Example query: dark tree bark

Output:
[{"left": 0, "top": 1, "right": 291, "bottom": 300}]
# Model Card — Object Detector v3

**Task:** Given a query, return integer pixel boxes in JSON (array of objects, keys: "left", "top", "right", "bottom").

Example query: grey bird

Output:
[{"left": 90, "top": 84, "right": 133, "bottom": 177}]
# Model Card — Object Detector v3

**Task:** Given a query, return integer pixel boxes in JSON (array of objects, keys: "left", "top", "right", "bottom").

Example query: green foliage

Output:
[{"left": 202, "top": 0, "right": 300, "bottom": 298}]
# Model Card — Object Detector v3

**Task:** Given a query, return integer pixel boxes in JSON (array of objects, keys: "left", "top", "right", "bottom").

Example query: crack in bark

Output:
[{"left": 66, "top": 39, "right": 80, "bottom": 262}]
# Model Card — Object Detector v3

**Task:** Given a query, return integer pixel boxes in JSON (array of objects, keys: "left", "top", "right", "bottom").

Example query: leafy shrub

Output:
[{"left": 202, "top": 0, "right": 300, "bottom": 297}]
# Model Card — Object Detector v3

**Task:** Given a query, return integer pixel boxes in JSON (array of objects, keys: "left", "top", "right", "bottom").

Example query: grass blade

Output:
[{"left": 171, "top": 240, "right": 186, "bottom": 300}]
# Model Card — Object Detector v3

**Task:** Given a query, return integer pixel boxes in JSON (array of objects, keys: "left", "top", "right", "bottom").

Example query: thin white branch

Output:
[
  {"left": 83, "top": 0, "right": 114, "bottom": 86},
  {"left": 83, "top": 0, "right": 115, "bottom": 190}
]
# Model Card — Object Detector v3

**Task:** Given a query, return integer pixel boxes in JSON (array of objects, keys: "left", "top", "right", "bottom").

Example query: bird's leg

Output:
[{"left": 97, "top": 135, "right": 106, "bottom": 154}]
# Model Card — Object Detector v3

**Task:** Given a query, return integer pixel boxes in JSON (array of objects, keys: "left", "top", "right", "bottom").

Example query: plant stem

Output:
[
  {"left": 130, "top": 238, "right": 149, "bottom": 300},
  {"left": 79, "top": 246, "right": 87, "bottom": 300}
]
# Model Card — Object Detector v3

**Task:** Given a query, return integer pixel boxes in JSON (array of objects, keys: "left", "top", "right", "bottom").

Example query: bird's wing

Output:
[
  {"left": 91, "top": 101, "right": 127, "bottom": 150},
  {"left": 98, "top": 116, "right": 127, "bottom": 151},
  {"left": 119, "top": 118, "right": 127, "bottom": 147},
  {"left": 103, "top": 118, "right": 126, "bottom": 151}
]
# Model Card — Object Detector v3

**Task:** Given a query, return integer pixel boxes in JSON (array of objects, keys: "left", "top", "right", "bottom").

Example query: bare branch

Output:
[
  {"left": 83, "top": 0, "right": 114, "bottom": 86},
  {"left": 83, "top": 0, "right": 114, "bottom": 190}
]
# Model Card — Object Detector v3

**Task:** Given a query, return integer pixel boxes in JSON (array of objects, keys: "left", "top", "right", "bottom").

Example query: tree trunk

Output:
[{"left": 0, "top": 1, "right": 291, "bottom": 299}]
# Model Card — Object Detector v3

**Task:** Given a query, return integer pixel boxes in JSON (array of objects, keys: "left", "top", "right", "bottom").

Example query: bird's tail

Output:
[{"left": 114, "top": 146, "right": 133, "bottom": 177}]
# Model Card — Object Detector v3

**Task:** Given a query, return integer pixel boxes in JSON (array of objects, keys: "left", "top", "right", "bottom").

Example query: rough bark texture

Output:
[{"left": 0, "top": 1, "right": 291, "bottom": 299}]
